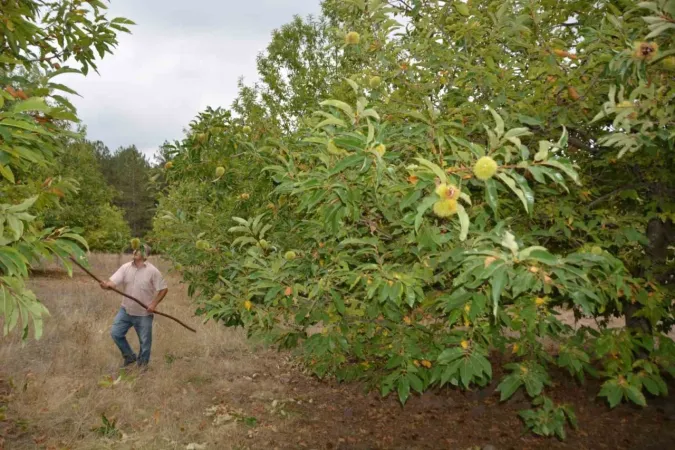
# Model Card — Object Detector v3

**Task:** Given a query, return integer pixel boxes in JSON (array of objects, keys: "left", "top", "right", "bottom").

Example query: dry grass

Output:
[{"left": 1, "top": 254, "right": 286, "bottom": 450}]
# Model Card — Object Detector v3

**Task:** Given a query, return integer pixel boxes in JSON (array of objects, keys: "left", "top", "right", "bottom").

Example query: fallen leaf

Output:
[{"left": 186, "top": 443, "right": 206, "bottom": 450}]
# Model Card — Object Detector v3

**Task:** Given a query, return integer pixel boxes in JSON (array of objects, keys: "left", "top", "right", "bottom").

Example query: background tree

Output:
[
  {"left": 38, "top": 136, "right": 131, "bottom": 252},
  {"left": 97, "top": 145, "right": 155, "bottom": 237}
]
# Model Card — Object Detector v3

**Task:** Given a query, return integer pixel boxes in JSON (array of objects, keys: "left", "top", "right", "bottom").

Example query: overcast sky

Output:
[{"left": 61, "top": 0, "right": 322, "bottom": 161}]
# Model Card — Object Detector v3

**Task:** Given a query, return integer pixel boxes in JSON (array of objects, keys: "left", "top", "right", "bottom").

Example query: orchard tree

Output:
[
  {"left": 155, "top": 0, "right": 674, "bottom": 438},
  {"left": 0, "top": 0, "right": 132, "bottom": 338}
]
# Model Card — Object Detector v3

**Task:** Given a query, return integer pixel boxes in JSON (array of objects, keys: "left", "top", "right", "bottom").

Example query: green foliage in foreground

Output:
[{"left": 0, "top": 0, "right": 132, "bottom": 338}]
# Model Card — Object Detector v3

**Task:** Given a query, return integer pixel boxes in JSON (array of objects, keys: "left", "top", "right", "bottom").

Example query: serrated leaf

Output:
[
  {"left": 534, "top": 141, "right": 551, "bottom": 161},
  {"left": 599, "top": 380, "right": 623, "bottom": 408},
  {"left": 456, "top": 204, "right": 470, "bottom": 241},
  {"left": 6, "top": 196, "right": 37, "bottom": 212},
  {"left": 501, "top": 231, "right": 519, "bottom": 255},
  {"left": 497, "top": 374, "right": 523, "bottom": 401},
  {"left": 484, "top": 178, "right": 499, "bottom": 215},
  {"left": 397, "top": 377, "right": 410, "bottom": 404},
  {"left": 497, "top": 173, "right": 529, "bottom": 213},
  {"left": 517, "top": 114, "right": 543, "bottom": 126},
  {"left": 414, "top": 157, "right": 447, "bottom": 183},
  {"left": 315, "top": 117, "right": 347, "bottom": 129},
  {"left": 504, "top": 128, "right": 531, "bottom": 139},
  {"left": 320, "top": 100, "right": 354, "bottom": 120},
  {"left": 489, "top": 107, "right": 505, "bottom": 138},
  {"left": 344, "top": 77, "right": 360, "bottom": 95},
  {"left": 625, "top": 385, "right": 647, "bottom": 406},
  {"left": 645, "top": 22, "right": 675, "bottom": 39},
  {"left": 415, "top": 196, "right": 436, "bottom": 232},
  {"left": 491, "top": 265, "right": 507, "bottom": 316},
  {"left": 542, "top": 159, "right": 580, "bottom": 185},
  {"left": 12, "top": 97, "right": 51, "bottom": 113}
]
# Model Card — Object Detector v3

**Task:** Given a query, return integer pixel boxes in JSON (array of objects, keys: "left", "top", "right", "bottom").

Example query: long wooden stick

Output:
[{"left": 69, "top": 256, "right": 196, "bottom": 333}]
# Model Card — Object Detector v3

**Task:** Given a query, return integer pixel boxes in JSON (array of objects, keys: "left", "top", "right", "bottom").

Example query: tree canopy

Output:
[{"left": 154, "top": 0, "right": 674, "bottom": 438}]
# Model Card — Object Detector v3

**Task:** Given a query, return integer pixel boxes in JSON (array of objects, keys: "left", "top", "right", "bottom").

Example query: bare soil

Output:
[{"left": 1, "top": 254, "right": 674, "bottom": 450}]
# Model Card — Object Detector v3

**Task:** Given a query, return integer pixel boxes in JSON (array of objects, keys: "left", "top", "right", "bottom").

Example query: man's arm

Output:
[
  {"left": 147, "top": 268, "right": 169, "bottom": 313},
  {"left": 101, "top": 264, "right": 126, "bottom": 290},
  {"left": 147, "top": 288, "right": 168, "bottom": 313},
  {"left": 100, "top": 280, "right": 116, "bottom": 290}
]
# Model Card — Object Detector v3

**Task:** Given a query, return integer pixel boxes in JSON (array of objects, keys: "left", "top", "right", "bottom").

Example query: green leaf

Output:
[
  {"left": 625, "top": 385, "right": 647, "bottom": 407},
  {"left": 344, "top": 77, "right": 360, "bottom": 95},
  {"left": 403, "top": 110, "right": 431, "bottom": 125},
  {"left": 456, "top": 204, "right": 470, "bottom": 241},
  {"left": 0, "top": 165, "right": 15, "bottom": 183},
  {"left": 488, "top": 107, "right": 505, "bottom": 138},
  {"left": 542, "top": 160, "right": 580, "bottom": 185},
  {"left": 48, "top": 83, "right": 80, "bottom": 96},
  {"left": 60, "top": 233, "right": 89, "bottom": 250},
  {"left": 557, "top": 126, "right": 569, "bottom": 149},
  {"left": 523, "top": 249, "right": 558, "bottom": 265},
  {"left": 320, "top": 100, "right": 354, "bottom": 120},
  {"left": 504, "top": 128, "right": 531, "bottom": 139},
  {"left": 527, "top": 166, "right": 547, "bottom": 183},
  {"left": 599, "top": 380, "right": 623, "bottom": 408},
  {"left": 315, "top": 117, "right": 347, "bottom": 129},
  {"left": 415, "top": 196, "right": 436, "bottom": 232},
  {"left": 497, "top": 374, "right": 523, "bottom": 401},
  {"left": 497, "top": 173, "right": 529, "bottom": 213},
  {"left": 0, "top": 118, "right": 43, "bottom": 133},
  {"left": 414, "top": 157, "right": 447, "bottom": 183},
  {"left": 408, "top": 373, "right": 424, "bottom": 393},
  {"left": 645, "top": 22, "right": 675, "bottom": 39},
  {"left": 508, "top": 172, "right": 535, "bottom": 214},
  {"left": 397, "top": 377, "right": 411, "bottom": 404},
  {"left": 491, "top": 265, "right": 507, "bottom": 317},
  {"left": 7, "top": 196, "right": 38, "bottom": 213},
  {"left": 484, "top": 178, "right": 499, "bottom": 215},
  {"left": 534, "top": 141, "right": 552, "bottom": 162},
  {"left": 517, "top": 114, "right": 543, "bottom": 126},
  {"left": 501, "top": 231, "right": 519, "bottom": 255},
  {"left": 12, "top": 97, "right": 51, "bottom": 113},
  {"left": 454, "top": 2, "right": 470, "bottom": 16},
  {"left": 333, "top": 293, "right": 346, "bottom": 315}
]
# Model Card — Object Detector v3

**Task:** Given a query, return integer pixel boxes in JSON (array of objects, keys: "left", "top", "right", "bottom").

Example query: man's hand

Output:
[
  {"left": 100, "top": 280, "right": 112, "bottom": 290},
  {"left": 147, "top": 288, "right": 168, "bottom": 314}
]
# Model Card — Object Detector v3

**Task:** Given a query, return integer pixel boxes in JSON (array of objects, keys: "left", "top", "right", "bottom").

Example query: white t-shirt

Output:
[{"left": 109, "top": 261, "right": 168, "bottom": 316}]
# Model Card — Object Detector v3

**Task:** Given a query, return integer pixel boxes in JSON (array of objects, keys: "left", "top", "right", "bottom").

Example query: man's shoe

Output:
[{"left": 120, "top": 358, "right": 137, "bottom": 369}]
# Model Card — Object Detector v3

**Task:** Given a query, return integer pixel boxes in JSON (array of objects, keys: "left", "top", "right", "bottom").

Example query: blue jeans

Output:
[{"left": 110, "top": 308, "right": 153, "bottom": 366}]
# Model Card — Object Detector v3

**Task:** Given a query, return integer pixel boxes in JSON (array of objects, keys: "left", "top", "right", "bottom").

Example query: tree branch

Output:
[
  {"left": 70, "top": 257, "right": 196, "bottom": 333},
  {"left": 588, "top": 184, "right": 645, "bottom": 209}
]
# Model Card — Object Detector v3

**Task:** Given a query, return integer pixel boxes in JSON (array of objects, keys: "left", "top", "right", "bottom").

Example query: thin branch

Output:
[
  {"left": 588, "top": 184, "right": 644, "bottom": 209},
  {"left": 69, "top": 256, "right": 197, "bottom": 333}
]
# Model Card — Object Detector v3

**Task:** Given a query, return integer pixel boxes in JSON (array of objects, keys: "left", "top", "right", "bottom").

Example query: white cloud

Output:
[{"left": 60, "top": 0, "right": 322, "bottom": 160}]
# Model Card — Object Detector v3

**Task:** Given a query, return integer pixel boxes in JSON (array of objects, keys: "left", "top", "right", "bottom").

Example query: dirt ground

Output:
[{"left": 1, "top": 254, "right": 674, "bottom": 450}]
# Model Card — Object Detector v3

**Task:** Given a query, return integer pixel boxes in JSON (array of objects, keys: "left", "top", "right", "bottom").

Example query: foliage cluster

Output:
[
  {"left": 156, "top": 4, "right": 675, "bottom": 438},
  {"left": 0, "top": 0, "right": 131, "bottom": 337}
]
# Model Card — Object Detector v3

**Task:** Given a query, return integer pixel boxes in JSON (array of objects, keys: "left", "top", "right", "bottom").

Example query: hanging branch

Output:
[{"left": 69, "top": 256, "right": 197, "bottom": 333}]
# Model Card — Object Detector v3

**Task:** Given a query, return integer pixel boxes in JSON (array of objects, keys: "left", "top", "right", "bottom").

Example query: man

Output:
[{"left": 100, "top": 243, "right": 168, "bottom": 369}]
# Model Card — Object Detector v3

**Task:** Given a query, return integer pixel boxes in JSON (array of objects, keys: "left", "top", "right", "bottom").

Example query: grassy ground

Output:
[{"left": 1, "top": 254, "right": 674, "bottom": 450}]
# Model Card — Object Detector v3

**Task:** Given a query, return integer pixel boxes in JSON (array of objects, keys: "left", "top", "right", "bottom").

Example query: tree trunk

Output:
[{"left": 626, "top": 218, "right": 675, "bottom": 331}]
